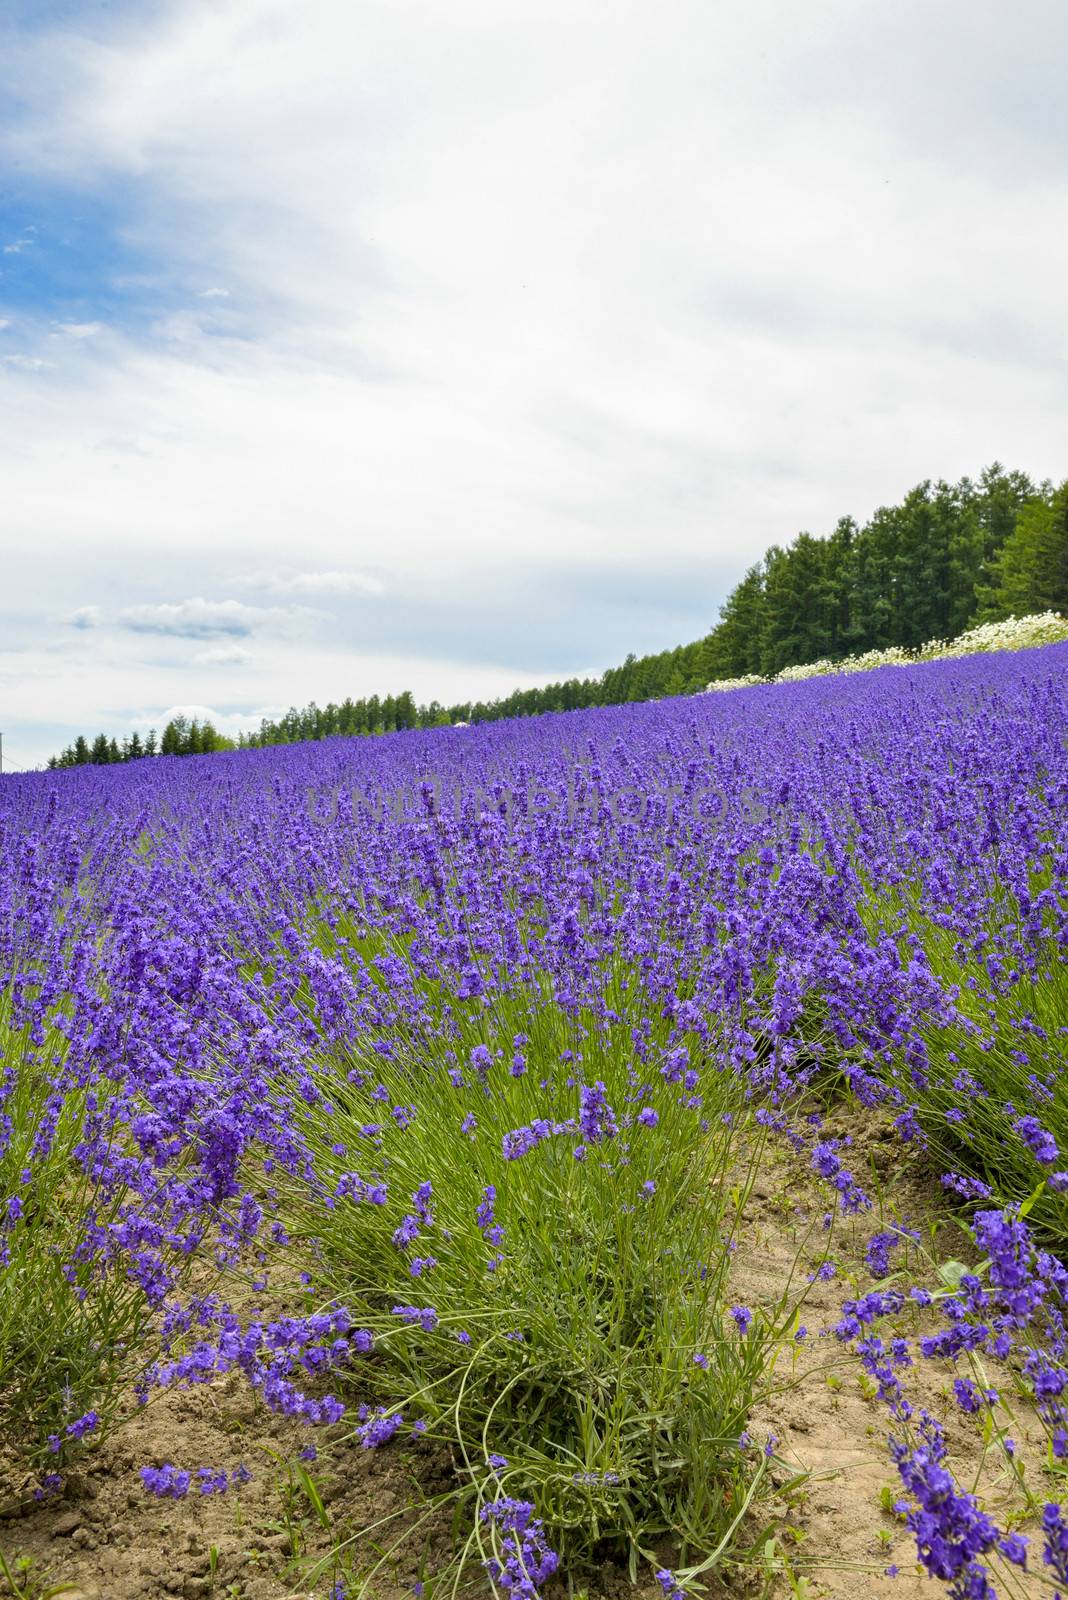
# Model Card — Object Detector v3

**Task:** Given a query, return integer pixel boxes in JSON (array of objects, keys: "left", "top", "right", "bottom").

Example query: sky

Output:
[{"left": 1, "top": 0, "right": 1066, "bottom": 768}]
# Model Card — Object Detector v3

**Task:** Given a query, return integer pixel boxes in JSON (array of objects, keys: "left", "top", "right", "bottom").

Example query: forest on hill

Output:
[{"left": 50, "top": 464, "right": 1068, "bottom": 765}]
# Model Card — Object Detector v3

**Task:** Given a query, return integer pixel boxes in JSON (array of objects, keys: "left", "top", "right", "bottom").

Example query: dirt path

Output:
[
  {"left": 1, "top": 1105, "right": 1055, "bottom": 1600},
  {"left": 733, "top": 1109, "right": 1051, "bottom": 1599}
]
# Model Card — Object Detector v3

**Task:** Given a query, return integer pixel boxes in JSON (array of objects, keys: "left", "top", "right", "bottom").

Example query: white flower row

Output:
[
  {"left": 704, "top": 612, "right": 1068, "bottom": 693},
  {"left": 916, "top": 611, "right": 1068, "bottom": 659},
  {"left": 702, "top": 673, "right": 766, "bottom": 693}
]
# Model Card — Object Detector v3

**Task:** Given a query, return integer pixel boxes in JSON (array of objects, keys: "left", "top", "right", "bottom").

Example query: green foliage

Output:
[
  {"left": 279, "top": 936, "right": 801, "bottom": 1587},
  {"left": 0, "top": 1548, "right": 75, "bottom": 1599},
  {"left": 51, "top": 714, "right": 231, "bottom": 768},
  {"left": 0, "top": 994, "right": 156, "bottom": 1472},
  {"left": 858, "top": 885, "right": 1068, "bottom": 1242},
  {"left": 974, "top": 479, "right": 1068, "bottom": 622},
  {"left": 706, "top": 465, "right": 1042, "bottom": 680}
]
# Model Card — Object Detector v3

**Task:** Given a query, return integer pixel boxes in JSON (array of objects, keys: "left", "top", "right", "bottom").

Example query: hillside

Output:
[{"left": 50, "top": 464, "right": 1067, "bottom": 766}]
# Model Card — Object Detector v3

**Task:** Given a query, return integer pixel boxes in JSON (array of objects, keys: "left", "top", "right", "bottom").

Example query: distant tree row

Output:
[
  {"left": 48, "top": 464, "right": 1067, "bottom": 768},
  {"left": 240, "top": 465, "right": 1066, "bottom": 741},
  {"left": 49, "top": 715, "right": 234, "bottom": 769},
  {"left": 974, "top": 479, "right": 1068, "bottom": 624},
  {"left": 700, "top": 466, "right": 1067, "bottom": 681}
]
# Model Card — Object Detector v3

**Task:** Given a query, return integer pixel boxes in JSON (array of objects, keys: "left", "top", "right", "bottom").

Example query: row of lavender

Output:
[{"left": 1, "top": 644, "right": 1066, "bottom": 1596}]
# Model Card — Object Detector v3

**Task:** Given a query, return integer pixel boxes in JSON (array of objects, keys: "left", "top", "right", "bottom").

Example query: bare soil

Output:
[
  {"left": 732, "top": 1107, "right": 1052, "bottom": 1598},
  {"left": 1, "top": 1105, "right": 1054, "bottom": 1599}
]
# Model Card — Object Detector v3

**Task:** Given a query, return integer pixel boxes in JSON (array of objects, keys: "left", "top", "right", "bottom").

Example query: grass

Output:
[
  {"left": 0, "top": 991, "right": 154, "bottom": 1470},
  {"left": 266, "top": 934, "right": 812, "bottom": 1592},
  {"left": 856, "top": 883, "right": 1068, "bottom": 1240},
  {"left": 4, "top": 789, "right": 1065, "bottom": 1590}
]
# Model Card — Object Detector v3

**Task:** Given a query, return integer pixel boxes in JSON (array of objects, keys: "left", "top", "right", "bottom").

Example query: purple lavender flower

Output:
[
  {"left": 357, "top": 1408, "right": 405, "bottom": 1449},
  {"left": 476, "top": 1185, "right": 504, "bottom": 1247},
  {"left": 391, "top": 1305, "right": 438, "bottom": 1331},
  {"left": 140, "top": 1463, "right": 193, "bottom": 1499},
  {"left": 866, "top": 1226, "right": 919, "bottom": 1280},
  {"left": 890, "top": 1415, "right": 999, "bottom": 1589},
  {"left": 65, "top": 1410, "right": 99, "bottom": 1440},
  {"left": 1013, "top": 1114, "right": 1059, "bottom": 1165},
  {"left": 1042, "top": 1503, "right": 1068, "bottom": 1586},
  {"left": 578, "top": 1082, "right": 619, "bottom": 1144},
  {"left": 480, "top": 1497, "right": 559, "bottom": 1597}
]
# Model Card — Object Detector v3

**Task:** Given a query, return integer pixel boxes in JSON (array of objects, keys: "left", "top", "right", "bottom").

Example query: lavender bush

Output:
[{"left": 0, "top": 640, "right": 1066, "bottom": 1595}]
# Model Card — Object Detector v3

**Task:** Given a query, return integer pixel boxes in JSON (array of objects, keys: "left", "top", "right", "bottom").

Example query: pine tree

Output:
[
  {"left": 939, "top": 479, "right": 984, "bottom": 639},
  {"left": 395, "top": 691, "right": 418, "bottom": 729},
  {"left": 889, "top": 483, "right": 936, "bottom": 646},
  {"left": 853, "top": 506, "right": 899, "bottom": 648},
  {"left": 822, "top": 516, "right": 858, "bottom": 655},
  {"left": 707, "top": 564, "right": 766, "bottom": 678},
  {"left": 974, "top": 462, "right": 1036, "bottom": 566},
  {"left": 976, "top": 481, "right": 1068, "bottom": 619},
  {"left": 760, "top": 533, "right": 831, "bottom": 675}
]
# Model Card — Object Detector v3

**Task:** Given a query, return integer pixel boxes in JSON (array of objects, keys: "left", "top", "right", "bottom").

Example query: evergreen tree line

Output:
[
  {"left": 50, "top": 715, "right": 234, "bottom": 769},
  {"left": 49, "top": 464, "right": 1067, "bottom": 768},
  {"left": 702, "top": 465, "right": 1067, "bottom": 682}
]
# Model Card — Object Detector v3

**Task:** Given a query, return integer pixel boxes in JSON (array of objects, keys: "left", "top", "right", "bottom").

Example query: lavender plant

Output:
[
  {"left": 857, "top": 886, "right": 1068, "bottom": 1242},
  {"left": 279, "top": 976, "right": 793, "bottom": 1584},
  {"left": 0, "top": 987, "right": 153, "bottom": 1470},
  {"left": 0, "top": 639, "right": 1066, "bottom": 1595}
]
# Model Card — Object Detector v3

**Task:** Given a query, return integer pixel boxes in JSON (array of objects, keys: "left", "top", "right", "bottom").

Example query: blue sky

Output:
[{"left": 1, "top": 0, "right": 1067, "bottom": 768}]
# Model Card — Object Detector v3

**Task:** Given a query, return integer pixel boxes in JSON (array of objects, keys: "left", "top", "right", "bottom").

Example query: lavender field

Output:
[{"left": 2, "top": 644, "right": 1067, "bottom": 1600}]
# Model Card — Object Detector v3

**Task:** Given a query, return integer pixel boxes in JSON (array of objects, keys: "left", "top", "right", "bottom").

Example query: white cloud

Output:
[
  {"left": 152, "top": 701, "right": 263, "bottom": 732},
  {"left": 0, "top": 318, "right": 10, "bottom": 331},
  {"left": 69, "top": 605, "right": 102, "bottom": 629},
  {"left": 192, "top": 643, "right": 253, "bottom": 665},
  {"left": 2, "top": 631, "right": 554, "bottom": 767},
  {"left": 0, "top": 0, "right": 1066, "bottom": 764},
  {"left": 0, "top": 353, "right": 53, "bottom": 371},
  {"left": 118, "top": 597, "right": 313, "bottom": 638},
  {"left": 238, "top": 568, "right": 384, "bottom": 597},
  {"left": 53, "top": 321, "right": 105, "bottom": 339}
]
